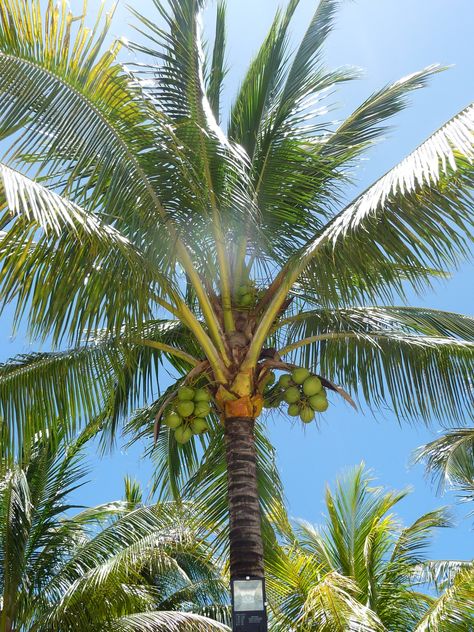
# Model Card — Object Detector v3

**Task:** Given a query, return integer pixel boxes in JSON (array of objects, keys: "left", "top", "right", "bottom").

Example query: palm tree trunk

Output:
[{"left": 223, "top": 416, "right": 265, "bottom": 579}]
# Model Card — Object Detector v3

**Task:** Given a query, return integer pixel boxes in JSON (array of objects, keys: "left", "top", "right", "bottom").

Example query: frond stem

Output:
[{"left": 137, "top": 340, "right": 201, "bottom": 367}]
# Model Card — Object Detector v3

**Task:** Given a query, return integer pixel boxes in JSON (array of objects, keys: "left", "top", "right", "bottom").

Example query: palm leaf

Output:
[
  {"left": 0, "top": 320, "right": 198, "bottom": 458},
  {"left": 414, "top": 428, "right": 474, "bottom": 500},
  {"left": 276, "top": 306, "right": 474, "bottom": 423},
  {"left": 296, "top": 103, "right": 474, "bottom": 306},
  {"left": 206, "top": 1, "right": 227, "bottom": 121},
  {"left": 413, "top": 564, "right": 474, "bottom": 631}
]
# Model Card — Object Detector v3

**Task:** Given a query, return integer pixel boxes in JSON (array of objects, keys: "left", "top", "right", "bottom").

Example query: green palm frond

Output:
[
  {"left": 206, "top": 1, "right": 227, "bottom": 121},
  {"left": 414, "top": 428, "right": 474, "bottom": 500},
  {"left": 413, "top": 564, "right": 474, "bottom": 631},
  {"left": 320, "top": 65, "right": 444, "bottom": 162},
  {"left": 0, "top": 320, "right": 199, "bottom": 458},
  {"left": 0, "top": 163, "right": 176, "bottom": 343},
  {"left": 109, "top": 611, "right": 230, "bottom": 631},
  {"left": 267, "top": 547, "right": 384, "bottom": 632},
  {"left": 0, "top": 430, "right": 230, "bottom": 630},
  {"left": 295, "top": 103, "right": 474, "bottom": 306},
  {"left": 0, "top": 0, "right": 168, "bottom": 241},
  {"left": 276, "top": 306, "right": 474, "bottom": 423}
]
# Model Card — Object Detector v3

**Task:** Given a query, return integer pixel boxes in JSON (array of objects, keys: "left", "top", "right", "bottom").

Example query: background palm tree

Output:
[
  {"left": 0, "top": 428, "right": 231, "bottom": 631},
  {"left": 266, "top": 465, "right": 474, "bottom": 631},
  {"left": 0, "top": 0, "right": 473, "bottom": 617}
]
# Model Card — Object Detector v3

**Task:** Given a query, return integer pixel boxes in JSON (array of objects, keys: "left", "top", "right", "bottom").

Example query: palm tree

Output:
[
  {"left": 266, "top": 465, "right": 474, "bottom": 630},
  {"left": 0, "top": 427, "right": 231, "bottom": 631},
  {"left": 0, "top": 0, "right": 473, "bottom": 615},
  {"left": 415, "top": 428, "right": 474, "bottom": 509}
]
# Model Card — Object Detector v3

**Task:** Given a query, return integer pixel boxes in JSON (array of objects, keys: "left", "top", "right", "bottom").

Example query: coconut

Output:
[
  {"left": 163, "top": 412, "right": 182, "bottom": 429},
  {"left": 239, "top": 293, "right": 253, "bottom": 307},
  {"left": 175, "top": 426, "right": 193, "bottom": 444},
  {"left": 236, "top": 284, "right": 250, "bottom": 296},
  {"left": 287, "top": 403, "right": 300, "bottom": 417},
  {"left": 309, "top": 393, "right": 328, "bottom": 412},
  {"left": 194, "top": 401, "right": 211, "bottom": 417},
  {"left": 278, "top": 374, "right": 292, "bottom": 389},
  {"left": 291, "top": 367, "right": 311, "bottom": 385},
  {"left": 176, "top": 400, "right": 195, "bottom": 418},
  {"left": 190, "top": 418, "right": 209, "bottom": 434},
  {"left": 177, "top": 386, "right": 195, "bottom": 401},
  {"left": 300, "top": 406, "right": 315, "bottom": 423},
  {"left": 194, "top": 388, "right": 210, "bottom": 402},
  {"left": 284, "top": 386, "right": 301, "bottom": 404},
  {"left": 302, "top": 375, "right": 323, "bottom": 397}
]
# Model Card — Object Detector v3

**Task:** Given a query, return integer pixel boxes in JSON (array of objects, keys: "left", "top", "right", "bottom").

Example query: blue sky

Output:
[{"left": 1, "top": 0, "right": 473, "bottom": 561}]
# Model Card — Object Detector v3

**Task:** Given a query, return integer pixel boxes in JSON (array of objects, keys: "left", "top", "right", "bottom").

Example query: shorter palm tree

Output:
[
  {"left": 0, "top": 428, "right": 231, "bottom": 631},
  {"left": 266, "top": 465, "right": 474, "bottom": 631}
]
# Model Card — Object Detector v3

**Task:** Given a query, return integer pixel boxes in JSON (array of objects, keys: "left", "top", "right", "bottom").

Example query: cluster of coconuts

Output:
[
  {"left": 163, "top": 386, "right": 212, "bottom": 444},
  {"left": 279, "top": 368, "right": 329, "bottom": 423}
]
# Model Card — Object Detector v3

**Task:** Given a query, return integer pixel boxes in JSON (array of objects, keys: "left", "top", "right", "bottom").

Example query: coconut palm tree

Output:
[
  {"left": 0, "top": 0, "right": 473, "bottom": 618},
  {"left": 266, "top": 465, "right": 474, "bottom": 631},
  {"left": 0, "top": 428, "right": 231, "bottom": 631}
]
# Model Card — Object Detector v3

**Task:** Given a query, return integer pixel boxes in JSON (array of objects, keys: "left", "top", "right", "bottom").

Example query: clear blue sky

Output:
[{"left": 1, "top": 0, "right": 473, "bottom": 561}]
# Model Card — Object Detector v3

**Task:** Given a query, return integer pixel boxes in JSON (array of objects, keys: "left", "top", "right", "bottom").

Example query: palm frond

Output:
[
  {"left": 0, "top": 163, "right": 175, "bottom": 343},
  {"left": 276, "top": 306, "right": 474, "bottom": 423},
  {"left": 0, "top": 320, "right": 197, "bottom": 458},
  {"left": 206, "top": 1, "right": 227, "bottom": 121},
  {"left": 109, "top": 611, "right": 230, "bottom": 631},
  {"left": 0, "top": 0, "right": 173, "bottom": 243},
  {"left": 296, "top": 103, "right": 474, "bottom": 306},
  {"left": 413, "top": 564, "right": 474, "bottom": 631},
  {"left": 414, "top": 428, "right": 474, "bottom": 499},
  {"left": 320, "top": 66, "right": 444, "bottom": 162}
]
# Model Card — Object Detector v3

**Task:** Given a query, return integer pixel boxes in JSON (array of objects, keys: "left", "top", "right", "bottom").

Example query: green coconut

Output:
[
  {"left": 302, "top": 375, "right": 323, "bottom": 397},
  {"left": 194, "top": 388, "right": 210, "bottom": 402},
  {"left": 287, "top": 403, "right": 300, "bottom": 417},
  {"left": 291, "top": 367, "right": 311, "bottom": 385},
  {"left": 194, "top": 401, "right": 211, "bottom": 417},
  {"left": 190, "top": 418, "right": 209, "bottom": 434},
  {"left": 300, "top": 406, "right": 315, "bottom": 423},
  {"left": 236, "top": 284, "right": 250, "bottom": 296},
  {"left": 239, "top": 293, "right": 253, "bottom": 307},
  {"left": 284, "top": 386, "right": 301, "bottom": 404},
  {"left": 176, "top": 400, "right": 195, "bottom": 418},
  {"left": 163, "top": 411, "right": 182, "bottom": 429},
  {"left": 278, "top": 373, "right": 292, "bottom": 389},
  {"left": 177, "top": 386, "right": 195, "bottom": 401},
  {"left": 309, "top": 393, "right": 329, "bottom": 412},
  {"left": 175, "top": 426, "right": 193, "bottom": 444}
]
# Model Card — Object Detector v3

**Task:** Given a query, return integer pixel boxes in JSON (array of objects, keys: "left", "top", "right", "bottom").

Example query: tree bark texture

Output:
[{"left": 224, "top": 416, "right": 265, "bottom": 580}]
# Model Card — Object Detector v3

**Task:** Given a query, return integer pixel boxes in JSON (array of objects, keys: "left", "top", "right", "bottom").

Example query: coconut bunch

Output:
[
  {"left": 264, "top": 368, "right": 329, "bottom": 423},
  {"left": 280, "top": 368, "right": 329, "bottom": 423},
  {"left": 163, "top": 386, "right": 212, "bottom": 444}
]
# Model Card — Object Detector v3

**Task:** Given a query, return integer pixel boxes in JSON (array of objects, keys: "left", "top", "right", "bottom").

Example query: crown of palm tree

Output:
[{"left": 266, "top": 465, "right": 474, "bottom": 631}]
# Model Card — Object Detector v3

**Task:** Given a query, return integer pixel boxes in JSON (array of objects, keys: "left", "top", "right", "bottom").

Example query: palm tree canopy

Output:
[
  {"left": 266, "top": 465, "right": 474, "bottom": 631},
  {"left": 0, "top": 428, "right": 231, "bottom": 631},
  {"left": 0, "top": 0, "right": 472, "bottom": 469}
]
